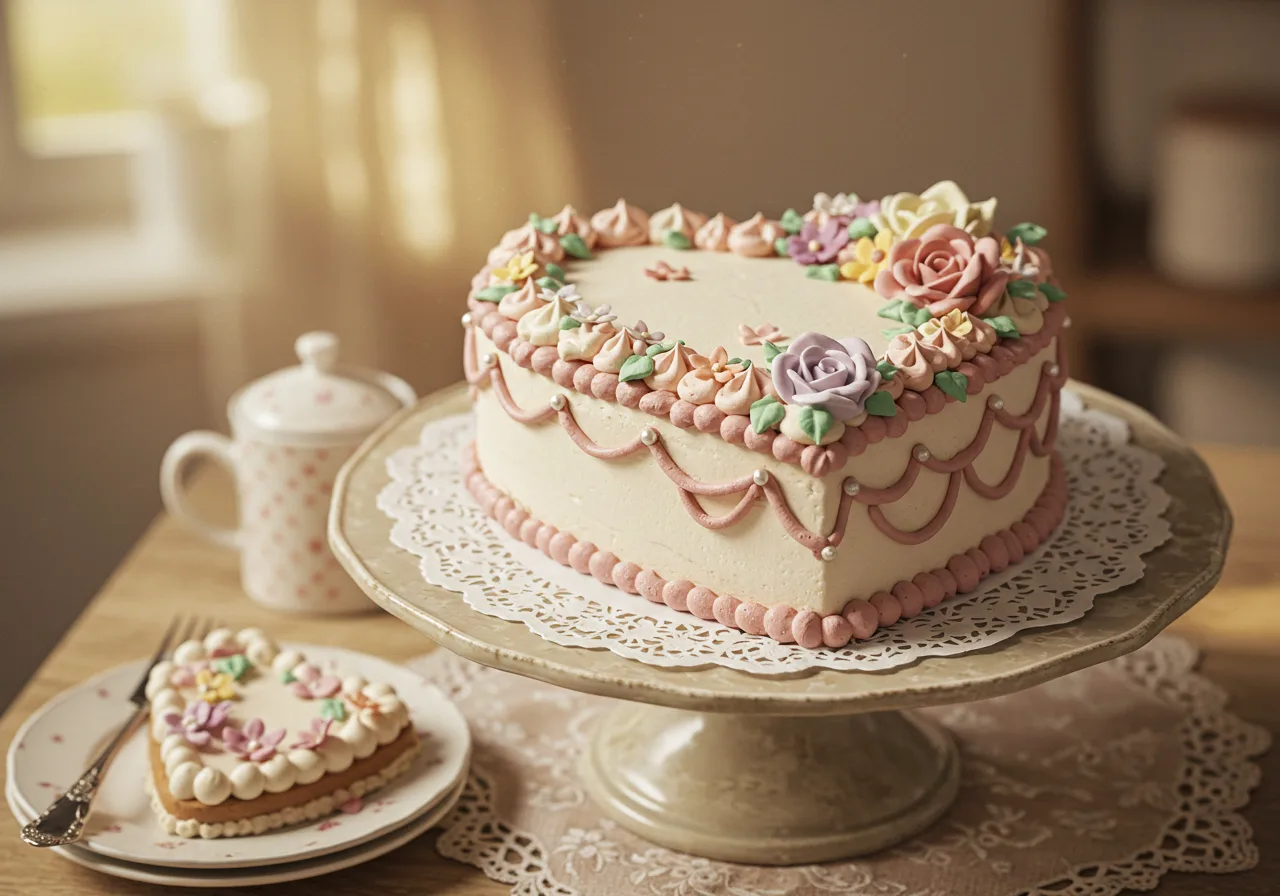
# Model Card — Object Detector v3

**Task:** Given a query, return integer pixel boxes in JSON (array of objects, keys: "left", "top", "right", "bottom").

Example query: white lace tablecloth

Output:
[
  {"left": 415, "top": 636, "right": 1269, "bottom": 896},
  {"left": 379, "top": 391, "right": 1171, "bottom": 673}
]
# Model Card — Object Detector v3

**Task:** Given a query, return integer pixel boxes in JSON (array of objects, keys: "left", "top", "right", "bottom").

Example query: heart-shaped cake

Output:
[
  {"left": 144, "top": 628, "right": 416, "bottom": 838},
  {"left": 463, "top": 183, "right": 1067, "bottom": 649}
]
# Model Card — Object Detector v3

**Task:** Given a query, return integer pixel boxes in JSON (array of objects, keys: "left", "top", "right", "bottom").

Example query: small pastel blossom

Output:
[
  {"left": 999, "top": 237, "right": 1053, "bottom": 283},
  {"left": 490, "top": 250, "right": 538, "bottom": 284},
  {"left": 163, "top": 700, "right": 232, "bottom": 748},
  {"left": 739, "top": 323, "right": 786, "bottom": 346},
  {"left": 289, "top": 718, "right": 332, "bottom": 751},
  {"left": 786, "top": 219, "right": 849, "bottom": 266},
  {"left": 170, "top": 666, "right": 197, "bottom": 688},
  {"left": 223, "top": 718, "right": 286, "bottom": 762},
  {"left": 538, "top": 283, "right": 580, "bottom": 304},
  {"left": 289, "top": 664, "right": 343, "bottom": 700},
  {"left": 570, "top": 301, "right": 617, "bottom": 327},
  {"left": 700, "top": 347, "right": 744, "bottom": 383},
  {"left": 812, "top": 191, "right": 862, "bottom": 221},
  {"left": 643, "top": 260, "right": 692, "bottom": 281},
  {"left": 624, "top": 320, "right": 665, "bottom": 346},
  {"left": 838, "top": 230, "right": 895, "bottom": 285},
  {"left": 195, "top": 669, "right": 237, "bottom": 704}
]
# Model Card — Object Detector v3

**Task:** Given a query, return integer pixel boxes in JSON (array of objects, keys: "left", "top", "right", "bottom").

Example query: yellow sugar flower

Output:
[
  {"left": 491, "top": 251, "right": 538, "bottom": 284},
  {"left": 919, "top": 308, "right": 976, "bottom": 340},
  {"left": 196, "top": 669, "right": 238, "bottom": 703},
  {"left": 1000, "top": 237, "right": 1017, "bottom": 265},
  {"left": 839, "top": 230, "right": 895, "bottom": 284}
]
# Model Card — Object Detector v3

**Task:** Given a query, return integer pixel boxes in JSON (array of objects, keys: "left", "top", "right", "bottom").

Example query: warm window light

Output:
[
  {"left": 316, "top": 0, "right": 370, "bottom": 221},
  {"left": 381, "top": 13, "right": 454, "bottom": 256}
]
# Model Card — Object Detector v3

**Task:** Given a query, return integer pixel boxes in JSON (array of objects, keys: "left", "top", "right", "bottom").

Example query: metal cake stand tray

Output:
[{"left": 329, "top": 382, "right": 1229, "bottom": 865}]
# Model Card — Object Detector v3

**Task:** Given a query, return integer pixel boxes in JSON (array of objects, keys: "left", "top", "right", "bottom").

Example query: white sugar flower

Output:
[
  {"left": 539, "top": 283, "right": 580, "bottom": 304},
  {"left": 624, "top": 320, "right": 665, "bottom": 346},
  {"left": 812, "top": 191, "right": 861, "bottom": 219},
  {"left": 570, "top": 301, "right": 617, "bottom": 327}
]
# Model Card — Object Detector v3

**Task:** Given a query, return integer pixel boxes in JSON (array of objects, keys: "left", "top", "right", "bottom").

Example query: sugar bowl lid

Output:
[{"left": 230, "top": 332, "right": 416, "bottom": 443}]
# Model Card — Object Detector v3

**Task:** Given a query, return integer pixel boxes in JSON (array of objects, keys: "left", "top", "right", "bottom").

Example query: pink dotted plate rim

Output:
[{"left": 5, "top": 643, "right": 470, "bottom": 870}]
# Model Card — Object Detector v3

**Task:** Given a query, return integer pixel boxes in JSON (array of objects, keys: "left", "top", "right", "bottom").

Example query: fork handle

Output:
[{"left": 20, "top": 706, "right": 147, "bottom": 848}]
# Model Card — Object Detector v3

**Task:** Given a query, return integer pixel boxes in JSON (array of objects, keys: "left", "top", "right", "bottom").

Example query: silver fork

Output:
[{"left": 20, "top": 616, "right": 217, "bottom": 848}]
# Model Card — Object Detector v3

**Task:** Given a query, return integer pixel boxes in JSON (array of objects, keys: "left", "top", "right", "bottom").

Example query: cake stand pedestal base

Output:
[{"left": 580, "top": 704, "right": 959, "bottom": 864}]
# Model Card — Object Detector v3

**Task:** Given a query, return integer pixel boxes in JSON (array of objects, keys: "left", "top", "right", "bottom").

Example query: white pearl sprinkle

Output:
[
  {"left": 550, "top": 394, "right": 567, "bottom": 411},
  {"left": 1062, "top": 316, "right": 1073, "bottom": 329},
  {"left": 914, "top": 446, "right": 932, "bottom": 463},
  {"left": 461, "top": 312, "right": 473, "bottom": 328},
  {"left": 843, "top": 479, "right": 860, "bottom": 497},
  {"left": 989, "top": 395, "right": 1005, "bottom": 411},
  {"left": 820, "top": 546, "right": 837, "bottom": 562},
  {"left": 481, "top": 352, "right": 497, "bottom": 368},
  {"left": 640, "top": 427, "right": 659, "bottom": 446},
  {"left": 1047, "top": 363, "right": 1061, "bottom": 377},
  {"left": 752, "top": 469, "right": 769, "bottom": 486}
]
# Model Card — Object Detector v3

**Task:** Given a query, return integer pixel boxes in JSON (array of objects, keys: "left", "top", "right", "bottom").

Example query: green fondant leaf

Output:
[
  {"left": 876, "top": 360, "right": 898, "bottom": 380},
  {"left": 902, "top": 305, "right": 932, "bottom": 327},
  {"left": 1007, "top": 279, "right": 1038, "bottom": 300},
  {"left": 881, "top": 326, "right": 915, "bottom": 339},
  {"left": 877, "top": 299, "right": 906, "bottom": 322},
  {"left": 213, "top": 654, "right": 250, "bottom": 681},
  {"left": 558, "top": 316, "right": 581, "bottom": 330},
  {"left": 545, "top": 263, "right": 567, "bottom": 284},
  {"left": 1038, "top": 282, "right": 1067, "bottom": 303},
  {"left": 474, "top": 284, "right": 518, "bottom": 303},
  {"left": 762, "top": 341, "right": 785, "bottom": 362},
  {"left": 560, "top": 233, "right": 593, "bottom": 259},
  {"left": 742, "top": 359, "right": 753, "bottom": 369},
  {"left": 749, "top": 395, "right": 785, "bottom": 434},
  {"left": 773, "top": 236, "right": 790, "bottom": 257},
  {"left": 535, "top": 276, "right": 560, "bottom": 290},
  {"left": 1006, "top": 222, "right": 1047, "bottom": 245},
  {"left": 934, "top": 370, "right": 969, "bottom": 402},
  {"left": 664, "top": 230, "right": 692, "bottom": 250},
  {"left": 779, "top": 208, "right": 805, "bottom": 235},
  {"left": 797, "top": 406, "right": 835, "bottom": 444},
  {"left": 319, "top": 698, "right": 347, "bottom": 722},
  {"left": 847, "top": 217, "right": 878, "bottom": 240},
  {"left": 646, "top": 341, "right": 674, "bottom": 358},
  {"left": 281, "top": 669, "right": 296, "bottom": 684},
  {"left": 982, "top": 315, "right": 1021, "bottom": 339},
  {"left": 864, "top": 391, "right": 898, "bottom": 417},
  {"left": 805, "top": 264, "right": 841, "bottom": 282},
  {"left": 529, "top": 212, "right": 558, "bottom": 234},
  {"left": 619, "top": 354, "right": 655, "bottom": 382},
  {"left": 726, "top": 357, "right": 742, "bottom": 366}
]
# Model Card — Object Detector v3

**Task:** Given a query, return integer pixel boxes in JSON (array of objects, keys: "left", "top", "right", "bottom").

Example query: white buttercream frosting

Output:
[
  {"left": 164, "top": 746, "right": 201, "bottom": 776},
  {"left": 193, "top": 767, "right": 232, "bottom": 806},
  {"left": 244, "top": 638, "right": 278, "bottom": 667},
  {"left": 288, "top": 748, "right": 327, "bottom": 785},
  {"left": 172, "top": 640, "right": 206, "bottom": 665},
  {"left": 516, "top": 295, "right": 575, "bottom": 347},
  {"left": 229, "top": 762, "right": 266, "bottom": 801},
  {"left": 317, "top": 736, "right": 356, "bottom": 773},
  {"left": 259, "top": 754, "right": 298, "bottom": 793},
  {"left": 338, "top": 716, "right": 379, "bottom": 759},
  {"left": 271, "top": 650, "right": 304, "bottom": 677},
  {"left": 168, "top": 762, "right": 201, "bottom": 800},
  {"left": 203, "top": 628, "right": 237, "bottom": 655}
]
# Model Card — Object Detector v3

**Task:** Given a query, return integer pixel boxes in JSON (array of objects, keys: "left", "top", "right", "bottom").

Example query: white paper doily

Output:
[
  {"left": 377, "top": 391, "right": 1171, "bottom": 673},
  {"left": 417, "top": 636, "right": 1270, "bottom": 896}
]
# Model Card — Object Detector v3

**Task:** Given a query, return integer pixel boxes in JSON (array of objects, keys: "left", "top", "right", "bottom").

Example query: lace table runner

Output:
[
  {"left": 380, "top": 391, "right": 1171, "bottom": 673},
  {"left": 414, "top": 636, "right": 1269, "bottom": 896}
]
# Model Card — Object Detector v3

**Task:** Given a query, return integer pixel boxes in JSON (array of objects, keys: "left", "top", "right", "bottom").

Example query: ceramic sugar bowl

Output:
[{"left": 161, "top": 332, "right": 416, "bottom": 613}]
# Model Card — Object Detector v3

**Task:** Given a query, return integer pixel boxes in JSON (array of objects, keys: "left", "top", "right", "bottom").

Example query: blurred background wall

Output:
[{"left": 0, "top": 0, "right": 1278, "bottom": 707}]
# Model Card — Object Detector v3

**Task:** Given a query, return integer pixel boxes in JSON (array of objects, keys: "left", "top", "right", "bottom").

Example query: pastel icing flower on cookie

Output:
[
  {"left": 223, "top": 718, "right": 287, "bottom": 762},
  {"left": 838, "top": 230, "right": 895, "bottom": 285},
  {"left": 289, "top": 664, "right": 342, "bottom": 700},
  {"left": 727, "top": 212, "right": 785, "bottom": 258},
  {"left": 677, "top": 347, "right": 742, "bottom": 405},
  {"left": 715, "top": 362, "right": 773, "bottom": 415},
  {"left": 874, "top": 224, "right": 1008, "bottom": 317},
  {"left": 739, "top": 323, "right": 785, "bottom": 346},
  {"left": 871, "top": 180, "right": 998, "bottom": 240},
  {"left": 590, "top": 199, "right": 650, "bottom": 247},
  {"left": 289, "top": 718, "right": 333, "bottom": 751},
  {"left": 164, "top": 699, "right": 232, "bottom": 747},
  {"left": 497, "top": 277, "right": 546, "bottom": 321},
  {"left": 694, "top": 213, "right": 736, "bottom": 251},
  {"left": 648, "top": 203, "right": 708, "bottom": 248},
  {"left": 196, "top": 669, "right": 238, "bottom": 703},
  {"left": 771, "top": 332, "right": 881, "bottom": 421},
  {"left": 489, "top": 250, "right": 538, "bottom": 285},
  {"left": 919, "top": 309, "right": 997, "bottom": 360},
  {"left": 645, "top": 342, "right": 702, "bottom": 392},
  {"left": 787, "top": 219, "right": 850, "bottom": 266},
  {"left": 550, "top": 204, "right": 599, "bottom": 250}
]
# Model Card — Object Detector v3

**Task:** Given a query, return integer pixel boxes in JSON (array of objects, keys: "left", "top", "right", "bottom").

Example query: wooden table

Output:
[{"left": 1, "top": 445, "right": 1276, "bottom": 895}]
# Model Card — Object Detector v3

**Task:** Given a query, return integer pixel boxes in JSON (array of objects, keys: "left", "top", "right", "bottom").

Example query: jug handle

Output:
[{"left": 160, "top": 432, "right": 241, "bottom": 550}]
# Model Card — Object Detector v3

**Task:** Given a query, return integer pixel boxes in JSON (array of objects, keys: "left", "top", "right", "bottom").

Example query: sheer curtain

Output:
[{"left": 189, "top": 0, "right": 578, "bottom": 412}]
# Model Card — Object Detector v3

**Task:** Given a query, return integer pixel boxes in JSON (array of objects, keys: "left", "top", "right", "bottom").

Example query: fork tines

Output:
[{"left": 128, "top": 616, "right": 222, "bottom": 706}]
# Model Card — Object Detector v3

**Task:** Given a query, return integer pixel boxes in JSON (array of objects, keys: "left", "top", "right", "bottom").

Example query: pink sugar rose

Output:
[{"left": 874, "top": 224, "right": 1008, "bottom": 317}]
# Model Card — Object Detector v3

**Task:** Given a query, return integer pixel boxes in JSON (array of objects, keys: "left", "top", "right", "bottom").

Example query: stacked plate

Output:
[{"left": 6, "top": 645, "right": 470, "bottom": 887}]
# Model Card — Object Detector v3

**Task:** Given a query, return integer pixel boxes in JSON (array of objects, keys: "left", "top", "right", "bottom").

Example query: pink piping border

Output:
[
  {"left": 467, "top": 298, "right": 1067, "bottom": 478},
  {"left": 464, "top": 444, "right": 1068, "bottom": 650}
]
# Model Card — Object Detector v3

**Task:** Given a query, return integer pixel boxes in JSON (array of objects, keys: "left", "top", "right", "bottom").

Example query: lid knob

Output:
[{"left": 295, "top": 331, "right": 340, "bottom": 374}]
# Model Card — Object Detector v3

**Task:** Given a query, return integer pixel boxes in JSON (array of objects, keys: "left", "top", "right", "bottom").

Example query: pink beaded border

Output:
[
  {"left": 462, "top": 443, "right": 1067, "bottom": 650},
  {"left": 466, "top": 299, "right": 1067, "bottom": 478}
]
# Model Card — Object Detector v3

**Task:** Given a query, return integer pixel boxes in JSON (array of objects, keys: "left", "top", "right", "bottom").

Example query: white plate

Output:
[
  {"left": 6, "top": 644, "right": 470, "bottom": 869},
  {"left": 7, "top": 774, "right": 464, "bottom": 888}
]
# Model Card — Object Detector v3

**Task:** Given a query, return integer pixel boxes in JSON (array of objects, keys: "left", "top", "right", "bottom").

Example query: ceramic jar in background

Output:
[{"left": 161, "top": 332, "right": 415, "bottom": 614}]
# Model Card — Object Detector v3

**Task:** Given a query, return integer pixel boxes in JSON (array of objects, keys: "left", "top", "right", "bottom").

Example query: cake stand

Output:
[{"left": 328, "top": 382, "right": 1230, "bottom": 866}]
